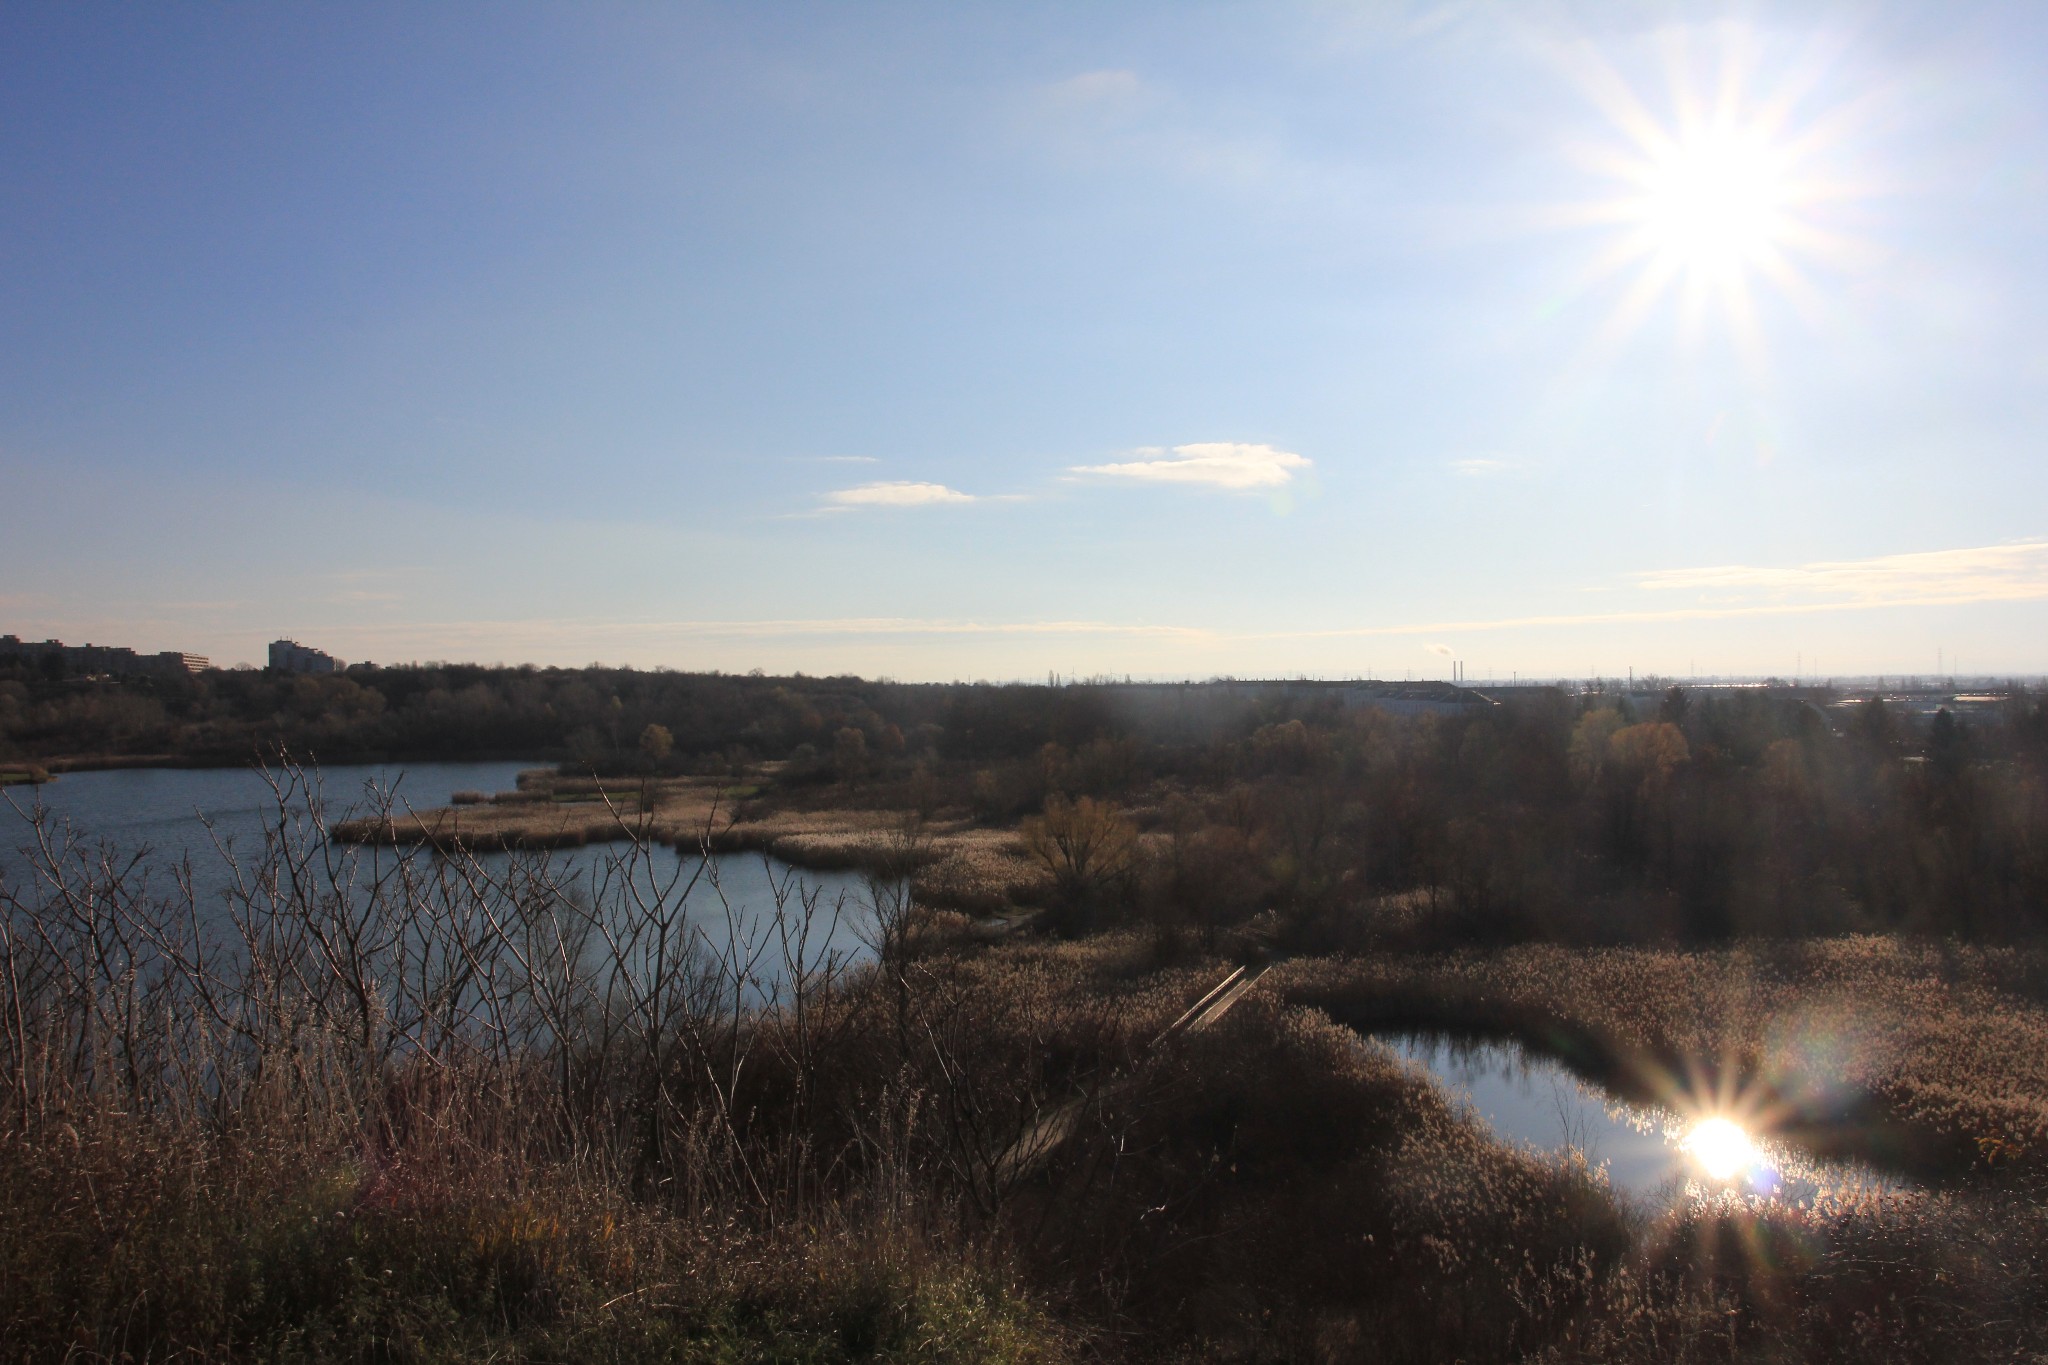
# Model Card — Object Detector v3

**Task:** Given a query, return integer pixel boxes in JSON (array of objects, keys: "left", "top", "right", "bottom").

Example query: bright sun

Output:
[
  {"left": 1634, "top": 130, "right": 1791, "bottom": 275},
  {"left": 1686, "top": 1117, "right": 1759, "bottom": 1181},
  {"left": 1557, "top": 30, "right": 1870, "bottom": 355}
]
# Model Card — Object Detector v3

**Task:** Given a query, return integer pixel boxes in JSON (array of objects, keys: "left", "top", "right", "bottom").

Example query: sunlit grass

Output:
[{"left": 1282, "top": 936, "right": 2048, "bottom": 1177}]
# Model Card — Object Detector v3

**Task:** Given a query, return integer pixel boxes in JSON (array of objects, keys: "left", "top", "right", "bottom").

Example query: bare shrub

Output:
[{"left": 1021, "top": 795, "right": 1137, "bottom": 933}]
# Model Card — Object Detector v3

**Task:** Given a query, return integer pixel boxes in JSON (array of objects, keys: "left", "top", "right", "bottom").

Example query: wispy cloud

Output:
[
  {"left": 808, "top": 455, "right": 880, "bottom": 464},
  {"left": 306, "top": 617, "right": 1217, "bottom": 654},
  {"left": 1258, "top": 540, "right": 2048, "bottom": 641},
  {"left": 1045, "top": 68, "right": 1150, "bottom": 111},
  {"left": 1449, "top": 457, "right": 1516, "bottom": 477},
  {"left": 322, "top": 567, "right": 421, "bottom": 584},
  {"left": 273, "top": 540, "right": 2048, "bottom": 666},
  {"left": 1637, "top": 541, "right": 2048, "bottom": 608},
  {"left": 825, "top": 481, "right": 977, "bottom": 508},
  {"left": 1071, "top": 442, "right": 1310, "bottom": 491}
]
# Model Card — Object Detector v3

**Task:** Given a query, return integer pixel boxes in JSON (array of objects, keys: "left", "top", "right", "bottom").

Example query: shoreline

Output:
[
  {"left": 32, "top": 750, "right": 558, "bottom": 774},
  {"left": 326, "top": 773, "right": 1048, "bottom": 915}
]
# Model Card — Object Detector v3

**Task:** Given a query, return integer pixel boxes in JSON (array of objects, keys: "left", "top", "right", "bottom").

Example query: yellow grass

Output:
[
  {"left": 330, "top": 774, "right": 1054, "bottom": 911},
  {"left": 1279, "top": 936, "right": 2048, "bottom": 1172}
]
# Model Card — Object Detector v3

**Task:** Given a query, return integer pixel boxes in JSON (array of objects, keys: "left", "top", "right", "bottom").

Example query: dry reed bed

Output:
[
  {"left": 0, "top": 790, "right": 1095, "bottom": 1360},
  {"left": 1279, "top": 937, "right": 2048, "bottom": 1173},
  {"left": 1033, "top": 993, "right": 1633, "bottom": 1361},
  {"left": 0, "top": 1095, "right": 1070, "bottom": 1362},
  {"left": 19, "top": 770, "right": 2048, "bottom": 1360},
  {"left": 332, "top": 781, "right": 1052, "bottom": 912}
]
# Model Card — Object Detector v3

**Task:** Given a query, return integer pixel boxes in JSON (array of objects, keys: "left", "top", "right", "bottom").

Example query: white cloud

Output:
[
  {"left": 1636, "top": 541, "right": 2048, "bottom": 607},
  {"left": 812, "top": 455, "right": 879, "bottom": 464},
  {"left": 1070, "top": 442, "right": 1310, "bottom": 491},
  {"left": 825, "top": 481, "right": 976, "bottom": 507},
  {"left": 1450, "top": 457, "right": 1515, "bottom": 476}
]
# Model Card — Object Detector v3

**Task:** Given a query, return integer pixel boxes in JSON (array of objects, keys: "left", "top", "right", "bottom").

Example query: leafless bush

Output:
[{"left": 0, "top": 759, "right": 1093, "bottom": 1355}]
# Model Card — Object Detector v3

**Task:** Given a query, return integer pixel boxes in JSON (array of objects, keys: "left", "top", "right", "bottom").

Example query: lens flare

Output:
[
  {"left": 1686, "top": 1116, "right": 1758, "bottom": 1181},
  {"left": 1550, "top": 26, "right": 1878, "bottom": 361}
]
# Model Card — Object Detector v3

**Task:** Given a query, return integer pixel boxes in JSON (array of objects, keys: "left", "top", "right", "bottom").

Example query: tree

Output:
[
  {"left": 638, "top": 722, "right": 674, "bottom": 769},
  {"left": 566, "top": 725, "right": 607, "bottom": 772},
  {"left": 1608, "top": 721, "right": 1689, "bottom": 780},
  {"left": 1023, "top": 795, "right": 1137, "bottom": 931},
  {"left": 832, "top": 727, "right": 868, "bottom": 785},
  {"left": 1855, "top": 695, "right": 1897, "bottom": 748},
  {"left": 1929, "top": 707, "right": 1968, "bottom": 781},
  {"left": 1568, "top": 709, "right": 1626, "bottom": 789},
  {"left": 1659, "top": 685, "right": 1691, "bottom": 727}
]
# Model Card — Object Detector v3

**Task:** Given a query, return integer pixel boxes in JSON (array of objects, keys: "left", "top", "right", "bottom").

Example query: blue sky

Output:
[{"left": 5, "top": 1, "right": 2047, "bottom": 680}]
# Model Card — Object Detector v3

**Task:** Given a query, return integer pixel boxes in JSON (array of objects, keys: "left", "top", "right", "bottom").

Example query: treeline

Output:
[
  {"left": 0, "top": 661, "right": 1333, "bottom": 770},
  {"left": 892, "top": 683, "right": 2048, "bottom": 947},
  {"left": 0, "top": 663, "right": 951, "bottom": 767},
  {"left": 6, "top": 661, "right": 2048, "bottom": 942}
]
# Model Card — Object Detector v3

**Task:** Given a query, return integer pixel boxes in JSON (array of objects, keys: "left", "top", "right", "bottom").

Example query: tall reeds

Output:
[{"left": 0, "top": 762, "right": 1059, "bottom": 1359}]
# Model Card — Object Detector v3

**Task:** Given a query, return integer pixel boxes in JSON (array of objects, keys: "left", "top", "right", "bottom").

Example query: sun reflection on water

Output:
[
  {"left": 1383, "top": 1032, "right": 1911, "bottom": 1208},
  {"left": 1685, "top": 1116, "right": 1759, "bottom": 1181}
]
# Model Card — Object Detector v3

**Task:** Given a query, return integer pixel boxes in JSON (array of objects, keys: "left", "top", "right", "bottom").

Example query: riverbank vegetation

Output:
[
  {"left": 1283, "top": 937, "right": 2048, "bottom": 1180},
  {"left": 10, "top": 665, "right": 2046, "bottom": 944},
  {"left": 8, "top": 668, "right": 2048, "bottom": 1359},
  {"left": 0, "top": 785, "right": 1637, "bottom": 1361}
]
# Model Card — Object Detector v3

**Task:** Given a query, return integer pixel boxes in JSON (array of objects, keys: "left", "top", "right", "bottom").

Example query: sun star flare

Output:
[{"left": 1686, "top": 1116, "right": 1760, "bottom": 1182}]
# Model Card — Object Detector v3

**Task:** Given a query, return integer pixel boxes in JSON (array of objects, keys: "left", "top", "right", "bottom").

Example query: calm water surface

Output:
[
  {"left": 1378, "top": 1032, "right": 1911, "bottom": 1208},
  {"left": 0, "top": 760, "right": 535, "bottom": 873},
  {"left": 0, "top": 763, "right": 879, "bottom": 972}
]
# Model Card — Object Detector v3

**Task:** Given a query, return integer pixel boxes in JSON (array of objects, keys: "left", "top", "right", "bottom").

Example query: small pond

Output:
[{"left": 1376, "top": 1032, "right": 1913, "bottom": 1208}]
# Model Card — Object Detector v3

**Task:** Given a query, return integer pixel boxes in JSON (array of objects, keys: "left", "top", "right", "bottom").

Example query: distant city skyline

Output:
[{"left": 6, "top": 3, "right": 2048, "bottom": 681}]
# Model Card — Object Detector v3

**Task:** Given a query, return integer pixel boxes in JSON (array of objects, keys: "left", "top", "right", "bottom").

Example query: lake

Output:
[
  {"left": 0, "top": 761, "right": 883, "bottom": 980},
  {"left": 1377, "top": 1031, "right": 1913, "bottom": 1208}
]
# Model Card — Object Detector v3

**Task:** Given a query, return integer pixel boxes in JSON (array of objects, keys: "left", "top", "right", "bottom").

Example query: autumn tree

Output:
[
  {"left": 1023, "top": 794, "right": 1138, "bottom": 932},
  {"left": 638, "top": 722, "right": 674, "bottom": 768}
]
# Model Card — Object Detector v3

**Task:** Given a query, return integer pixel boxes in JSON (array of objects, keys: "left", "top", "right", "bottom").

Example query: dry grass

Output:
[
  {"left": 1272, "top": 941, "right": 2048, "bottom": 1362},
  {"left": 1030, "top": 993, "right": 1633, "bottom": 1362},
  {"left": 1279, "top": 937, "right": 2048, "bottom": 1176},
  {"left": 0, "top": 769, "right": 1658, "bottom": 1361},
  {"left": 17, "top": 765, "right": 2048, "bottom": 1361},
  {"left": 331, "top": 774, "right": 1053, "bottom": 911},
  {"left": 0, "top": 1104, "right": 1069, "bottom": 1363},
  {"left": 1527, "top": 1181, "right": 2048, "bottom": 1364},
  {"left": 0, "top": 772, "right": 1083, "bottom": 1361}
]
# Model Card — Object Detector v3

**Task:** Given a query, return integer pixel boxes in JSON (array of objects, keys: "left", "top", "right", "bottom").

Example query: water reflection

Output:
[
  {"left": 1685, "top": 1116, "right": 1758, "bottom": 1182},
  {"left": 1377, "top": 1032, "right": 1908, "bottom": 1207},
  {"left": 1, "top": 763, "right": 885, "bottom": 993}
]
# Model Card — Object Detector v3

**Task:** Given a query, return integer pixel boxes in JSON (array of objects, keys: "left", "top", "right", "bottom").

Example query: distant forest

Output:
[{"left": 6, "top": 659, "right": 2048, "bottom": 944}]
